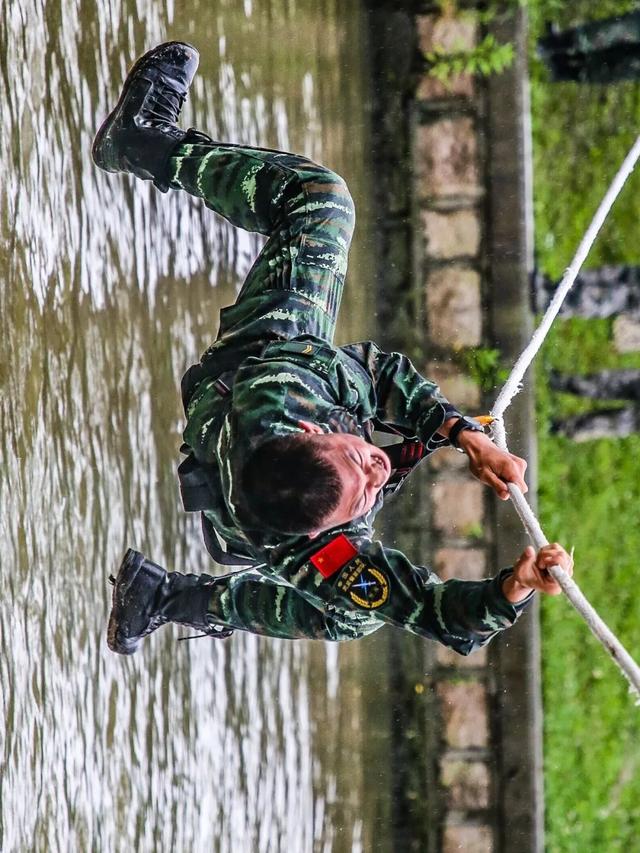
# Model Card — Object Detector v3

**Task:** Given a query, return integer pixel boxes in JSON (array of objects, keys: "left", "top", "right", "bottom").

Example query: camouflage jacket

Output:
[{"left": 182, "top": 334, "right": 532, "bottom": 654}]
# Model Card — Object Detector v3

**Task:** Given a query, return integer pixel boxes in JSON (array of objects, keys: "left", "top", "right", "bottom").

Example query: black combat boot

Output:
[
  {"left": 107, "top": 549, "right": 233, "bottom": 655},
  {"left": 92, "top": 41, "right": 205, "bottom": 192}
]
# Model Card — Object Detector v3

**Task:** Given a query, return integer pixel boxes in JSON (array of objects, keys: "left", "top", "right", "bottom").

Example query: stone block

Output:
[
  {"left": 437, "top": 680, "right": 489, "bottom": 748},
  {"left": 441, "top": 759, "right": 491, "bottom": 810},
  {"left": 426, "top": 360, "right": 482, "bottom": 409},
  {"left": 432, "top": 482, "right": 484, "bottom": 538},
  {"left": 429, "top": 448, "right": 468, "bottom": 473},
  {"left": 613, "top": 314, "right": 640, "bottom": 352},
  {"left": 417, "top": 72, "right": 474, "bottom": 101},
  {"left": 417, "top": 14, "right": 478, "bottom": 55},
  {"left": 434, "top": 548, "right": 486, "bottom": 582},
  {"left": 426, "top": 266, "right": 482, "bottom": 348},
  {"left": 422, "top": 208, "right": 481, "bottom": 259},
  {"left": 443, "top": 824, "right": 493, "bottom": 853},
  {"left": 415, "top": 117, "right": 480, "bottom": 199},
  {"left": 436, "top": 644, "right": 488, "bottom": 668}
]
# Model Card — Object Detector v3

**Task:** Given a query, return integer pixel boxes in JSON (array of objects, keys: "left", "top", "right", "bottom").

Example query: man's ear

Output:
[
  {"left": 298, "top": 420, "right": 324, "bottom": 434},
  {"left": 307, "top": 529, "right": 321, "bottom": 540}
]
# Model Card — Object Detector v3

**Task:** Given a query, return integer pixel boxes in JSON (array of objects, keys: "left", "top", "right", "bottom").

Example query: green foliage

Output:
[
  {"left": 463, "top": 520, "right": 485, "bottom": 540},
  {"left": 529, "top": 1, "right": 640, "bottom": 848},
  {"left": 425, "top": 33, "right": 515, "bottom": 84},
  {"left": 459, "top": 346, "right": 510, "bottom": 392},
  {"left": 426, "top": 0, "right": 524, "bottom": 86},
  {"left": 535, "top": 322, "right": 640, "bottom": 853},
  {"left": 529, "top": 0, "right": 640, "bottom": 278}
]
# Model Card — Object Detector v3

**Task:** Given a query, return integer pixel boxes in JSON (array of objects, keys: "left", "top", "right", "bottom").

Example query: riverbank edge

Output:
[{"left": 364, "top": 3, "right": 542, "bottom": 851}]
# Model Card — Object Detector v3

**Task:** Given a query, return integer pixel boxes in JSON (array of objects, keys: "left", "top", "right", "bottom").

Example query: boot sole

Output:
[
  {"left": 92, "top": 41, "right": 199, "bottom": 172},
  {"left": 107, "top": 548, "right": 146, "bottom": 655}
]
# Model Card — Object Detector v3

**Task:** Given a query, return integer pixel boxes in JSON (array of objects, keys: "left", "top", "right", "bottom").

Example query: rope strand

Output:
[{"left": 491, "top": 134, "right": 640, "bottom": 703}]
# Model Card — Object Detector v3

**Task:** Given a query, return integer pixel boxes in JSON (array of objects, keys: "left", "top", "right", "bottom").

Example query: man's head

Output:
[{"left": 240, "top": 421, "right": 391, "bottom": 536}]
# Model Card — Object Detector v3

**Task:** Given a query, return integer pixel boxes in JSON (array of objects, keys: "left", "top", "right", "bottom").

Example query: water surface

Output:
[{"left": 0, "top": 2, "right": 382, "bottom": 850}]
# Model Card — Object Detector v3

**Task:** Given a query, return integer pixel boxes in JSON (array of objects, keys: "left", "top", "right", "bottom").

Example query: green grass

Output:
[
  {"left": 528, "top": 3, "right": 640, "bottom": 850},
  {"left": 529, "top": 1, "right": 640, "bottom": 278}
]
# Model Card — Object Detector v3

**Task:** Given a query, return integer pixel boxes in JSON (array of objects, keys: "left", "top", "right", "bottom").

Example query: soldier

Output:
[
  {"left": 551, "top": 368, "right": 640, "bottom": 441},
  {"left": 538, "top": 11, "right": 640, "bottom": 84},
  {"left": 94, "top": 42, "right": 573, "bottom": 656}
]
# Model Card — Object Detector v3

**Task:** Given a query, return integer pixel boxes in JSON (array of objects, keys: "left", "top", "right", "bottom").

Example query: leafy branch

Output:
[
  {"left": 459, "top": 346, "right": 510, "bottom": 392},
  {"left": 425, "top": 33, "right": 515, "bottom": 84}
]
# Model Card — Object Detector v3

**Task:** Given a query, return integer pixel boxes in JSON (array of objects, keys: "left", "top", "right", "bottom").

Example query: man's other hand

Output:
[
  {"left": 503, "top": 543, "right": 574, "bottom": 602},
  {"left": 457, "top": 430, "right": 527, "bottom": 500}
]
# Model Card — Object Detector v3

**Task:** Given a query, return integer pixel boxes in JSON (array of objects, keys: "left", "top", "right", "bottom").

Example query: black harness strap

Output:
[
  {"left": 382, "top": 439, "right": 426, "bottom": 495},
  {"left": 177, "top": 451, "right": 216, "bottom": 512}
]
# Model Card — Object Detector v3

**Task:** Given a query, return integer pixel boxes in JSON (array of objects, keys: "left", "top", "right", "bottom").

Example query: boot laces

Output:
[
  {"left": 140, "top": 613, "right": 170, "bottom": 638},
  {"left": 178, "top": 624, "right": 234, "bottom": 642},
  {"left": 146, "top": 83, "right": 186, "bottom": 124}
]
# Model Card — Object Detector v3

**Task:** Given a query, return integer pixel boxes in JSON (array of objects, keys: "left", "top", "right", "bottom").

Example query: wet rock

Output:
[
  {"left": 416, "top": 14, "right": 477, "bottom": 99},
  {"left": 422, "top": 207, "right": 481, "bottom": 259},
  {"left": 415, "top": 117, "right": 481, "bottom": 199},
  {"left": 440, "top": 758, "right": 491, "bottom": 810},
  {"left": 427, "top": 360, "right": 482, "bottom": 409},
  {"left": 434, "top": 546, "right": 487, "bottom": 581},
  {"left": 432, "top": 481, "right": 484, "bottom": 538},
  {"left": 443, "top": 824, "right": 494, "bottom": 853},
  {"left": 437, "top": 680, "right": 489, "bottom": 748},
  {"left": 417, "top": 14, "right": 478, "bottom": 54},
  {"left": 426, "top": 266, "right": 483, "bottom": 348},
  {"left": 613, "top": 314, "right": 640, "bottom": 352},
  {"left": 436, "top": 644, "right": 489, "bottom": 668}
]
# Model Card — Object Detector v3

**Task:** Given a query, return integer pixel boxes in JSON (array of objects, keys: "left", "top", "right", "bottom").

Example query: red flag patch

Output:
[{"left": 310, "top": 533, "right": 358, "bottom": 579}]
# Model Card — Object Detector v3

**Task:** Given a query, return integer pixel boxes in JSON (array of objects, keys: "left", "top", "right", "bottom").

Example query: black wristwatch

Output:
[{"left": 448, "top": 415, "right": 485, "bottom": 451}]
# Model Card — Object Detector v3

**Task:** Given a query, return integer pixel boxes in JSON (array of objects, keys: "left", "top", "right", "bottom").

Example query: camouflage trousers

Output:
[
  {"left": 169, "top": 139, "right": 378, "bottom": 641},
  {"left": 170, "top": 139, "right": 355, "bottom": 352}
]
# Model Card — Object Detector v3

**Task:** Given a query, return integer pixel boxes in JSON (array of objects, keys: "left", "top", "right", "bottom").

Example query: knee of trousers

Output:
[{"left": 297, "top": 168, "right": 356, "bottom": 236}]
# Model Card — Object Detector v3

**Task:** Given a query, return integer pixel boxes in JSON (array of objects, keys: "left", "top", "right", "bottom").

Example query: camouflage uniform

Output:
[
  {"left": 538, "top": 12, "right": 640, "bottom": 83},
  {"left": 171, "top": 140, "right": 531, "bottom": 653}
]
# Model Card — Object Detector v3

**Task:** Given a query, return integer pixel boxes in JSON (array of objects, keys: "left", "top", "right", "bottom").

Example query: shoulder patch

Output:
[
  {"left": 336, "top": 557, "right": 390, "bottom": 610},
  {"left": 283, "top": 341, "right": 319, "bottom": 356},
  {"left": 262, "top": 338, "right": 338, "bottom": 378},
  {"left": 310, "top": 533, "right": 358, "bottom": 578}
]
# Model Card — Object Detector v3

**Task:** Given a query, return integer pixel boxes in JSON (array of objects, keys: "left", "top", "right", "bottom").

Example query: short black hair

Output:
[{"left": 240, "top": 433, "right": 343, "bottom": 535}]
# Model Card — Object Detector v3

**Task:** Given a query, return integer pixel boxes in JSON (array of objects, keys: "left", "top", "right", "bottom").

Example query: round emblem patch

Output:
[{"left": 336, "top": 557, "right": 390, "bottom": 610}]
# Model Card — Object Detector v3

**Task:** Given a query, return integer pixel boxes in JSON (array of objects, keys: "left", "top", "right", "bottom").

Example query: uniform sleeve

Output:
[
  {"left": 269, "top": 533, "right": 533, "bottom": 655},
  {"left": 341, "top": 342, "right": 461, "bottom": 446},
  {"left": 348, "top": 540, "right": 532, "bottom": 654}
]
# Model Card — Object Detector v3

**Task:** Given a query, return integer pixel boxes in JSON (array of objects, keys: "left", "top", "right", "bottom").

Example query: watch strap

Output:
[{"left": 448, "top": 415, "right": 484, "bottom": 449}]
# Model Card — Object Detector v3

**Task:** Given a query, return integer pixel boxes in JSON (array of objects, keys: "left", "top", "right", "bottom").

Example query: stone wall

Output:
[
  {"left": 417, "top": 14, "right": 502, "bottom": 853},
  {"left": 365, "top": 3, "right": 541, "bottom": 851}
]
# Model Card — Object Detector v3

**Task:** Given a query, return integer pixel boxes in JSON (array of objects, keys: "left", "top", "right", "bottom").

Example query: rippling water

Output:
[{"left": 0, "top": 1, "right": 378, "bottom": 849}]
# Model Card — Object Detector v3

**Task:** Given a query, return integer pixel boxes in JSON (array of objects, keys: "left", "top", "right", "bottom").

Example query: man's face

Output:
[{"left": 306, "top": 431, "right": 391, "bottom": 533}]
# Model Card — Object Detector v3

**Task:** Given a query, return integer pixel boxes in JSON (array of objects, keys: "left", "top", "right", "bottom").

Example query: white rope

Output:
[
  {"left": 493, "top": 133, "right": 640, "bottom": 421},
  {"left": 490, "top": 134, "right": 640, "bottom": 703},
  {"left": 505, "top": 480, "right": 640, "bottom": 703}
]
